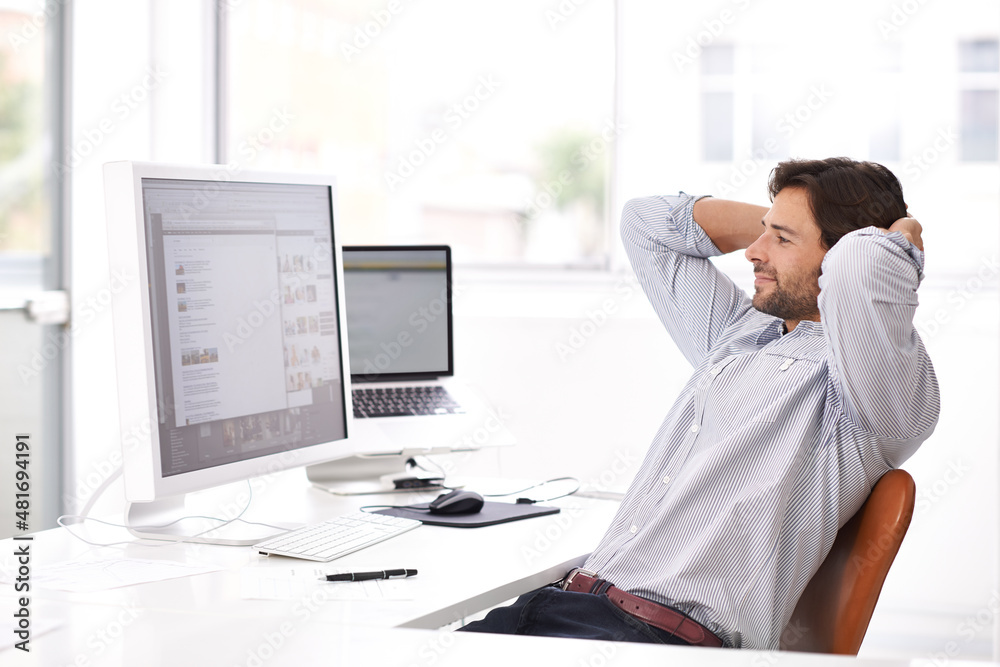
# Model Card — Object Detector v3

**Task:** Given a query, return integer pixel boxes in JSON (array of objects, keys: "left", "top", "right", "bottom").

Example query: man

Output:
[{"left": 460, "top": 157, "right": 940, "bottom": 649}]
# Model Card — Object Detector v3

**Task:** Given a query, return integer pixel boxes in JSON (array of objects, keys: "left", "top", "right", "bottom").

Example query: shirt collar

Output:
[
  {"left": 754, "top": 318, "right": 824, "bottom": 345},
  {"left": 790, "top": 320, "right": 824, "bottom": 336}
]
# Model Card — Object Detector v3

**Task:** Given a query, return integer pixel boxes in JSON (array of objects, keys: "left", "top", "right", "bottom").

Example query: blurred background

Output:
[{"left": 0, "top": 0, "right": 996, "bottom": 660}]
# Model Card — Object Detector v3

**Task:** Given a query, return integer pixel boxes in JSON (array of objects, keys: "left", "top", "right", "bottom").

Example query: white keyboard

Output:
[{"left": 253, "top": 511, "right": 422, "bottom": 562}]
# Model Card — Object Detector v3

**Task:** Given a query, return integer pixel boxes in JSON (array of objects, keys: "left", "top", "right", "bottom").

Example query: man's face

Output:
[{"left": 744, "top": 187, "right": 828, "bottom": 332}]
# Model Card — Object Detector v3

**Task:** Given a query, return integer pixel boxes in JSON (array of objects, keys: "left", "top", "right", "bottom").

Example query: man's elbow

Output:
[{"left": 620, "top": 197, "right": 646, "bottom": 240}]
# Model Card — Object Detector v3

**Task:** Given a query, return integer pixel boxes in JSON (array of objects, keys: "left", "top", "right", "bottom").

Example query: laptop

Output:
[{"left": 307, "top": 245, "right": 513, "bottom": 492}]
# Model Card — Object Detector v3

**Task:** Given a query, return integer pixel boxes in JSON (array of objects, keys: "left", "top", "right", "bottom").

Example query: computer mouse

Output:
[{"left": 427, "top": 490, "right": 485, "bottom": 515}]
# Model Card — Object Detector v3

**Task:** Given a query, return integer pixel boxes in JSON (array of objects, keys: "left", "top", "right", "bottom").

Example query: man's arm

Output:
[
  {"left": 621, "top": 194, "right": 763, "bottom": 367},
  {"left": 884, "top": 215, "right": 923, "bottom": 251},
  {"left": 691, "top": 197, "right": 768, "bottom": 253},
  {"left": 817, "top": 225, "right": 939, "bottom": 465}
]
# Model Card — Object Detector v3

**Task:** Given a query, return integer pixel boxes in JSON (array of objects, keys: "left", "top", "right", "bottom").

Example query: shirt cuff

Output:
[{"left": 673, "top": 192, "right": 722, "bottom": 258}]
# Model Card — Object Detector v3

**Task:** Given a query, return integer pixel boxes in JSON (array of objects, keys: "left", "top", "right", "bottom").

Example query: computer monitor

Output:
[{"left": 103, "top": 161, "right": 356, "bottom": 545}]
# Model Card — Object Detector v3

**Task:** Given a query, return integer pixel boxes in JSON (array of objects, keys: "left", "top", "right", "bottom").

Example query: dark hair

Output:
[{"left": 767, "top": 157, "right": 907, "bottom": 249}]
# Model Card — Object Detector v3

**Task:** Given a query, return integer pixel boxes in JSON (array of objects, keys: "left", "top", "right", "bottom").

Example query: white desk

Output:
[
  {"left": 6, "top": 602, "right": 993, "bottom": 667},
  {"left": 1, "top": 471, "right": 993, "bottom": 666},
  {"left": 0, "top": 472, "right": 619, "bottom": 656}
]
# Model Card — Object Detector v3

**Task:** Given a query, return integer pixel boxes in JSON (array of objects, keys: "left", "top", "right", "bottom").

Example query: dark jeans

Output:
[{"left": 457, "top": 585, "right": 692, "bottom": 645}]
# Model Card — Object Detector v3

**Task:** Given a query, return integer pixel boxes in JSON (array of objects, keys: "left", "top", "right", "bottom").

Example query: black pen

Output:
[{"left": 324, "top": 568, "right": 418, "bottom": 582}]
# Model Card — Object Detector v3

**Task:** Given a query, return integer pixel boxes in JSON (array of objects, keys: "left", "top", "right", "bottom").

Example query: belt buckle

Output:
[{"left": 560, "top": 567, "right": 598, "bottom": 591}]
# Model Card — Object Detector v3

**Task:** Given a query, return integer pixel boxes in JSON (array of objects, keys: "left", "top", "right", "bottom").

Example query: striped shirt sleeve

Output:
[
  {"left": 620, "top": 193, "right": 754, "bottom": 368},
  {"left": 817, "top": 227, "right": 940, "bottom": 465}
]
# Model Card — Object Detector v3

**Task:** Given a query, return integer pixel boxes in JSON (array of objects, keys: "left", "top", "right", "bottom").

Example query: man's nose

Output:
[{"left": 745, "top": 235, "right": 766, "bottom": 264}]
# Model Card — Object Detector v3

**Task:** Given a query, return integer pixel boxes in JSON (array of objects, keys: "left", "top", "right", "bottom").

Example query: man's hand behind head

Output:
[{"left": 885, "top": 216, "right": 923, "bottom": 252}]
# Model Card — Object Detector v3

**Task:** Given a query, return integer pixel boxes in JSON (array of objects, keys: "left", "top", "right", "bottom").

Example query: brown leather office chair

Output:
[{"left": 780, "top": 469, "right": 916, "bottom": 655}]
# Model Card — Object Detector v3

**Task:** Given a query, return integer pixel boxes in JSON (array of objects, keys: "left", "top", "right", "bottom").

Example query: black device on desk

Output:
[
  {"left": 427, "top": 490, "right": 485, "bottom": 515},
  {"left": 375, "top": 496, "right": 559, "bottom": 527}
]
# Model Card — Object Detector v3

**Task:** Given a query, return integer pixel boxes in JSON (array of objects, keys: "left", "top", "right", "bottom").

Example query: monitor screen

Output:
[
  {"left": 139, "top": 177, "right": 348, "bottom": 478},
  {"left": 342, "top": 246, "right": 452, "bottom": 381}
]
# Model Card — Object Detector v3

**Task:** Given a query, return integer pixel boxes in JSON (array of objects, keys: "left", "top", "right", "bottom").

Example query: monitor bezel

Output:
[{"left": 105, "top": 160, "right": 355, "bottom": 503}]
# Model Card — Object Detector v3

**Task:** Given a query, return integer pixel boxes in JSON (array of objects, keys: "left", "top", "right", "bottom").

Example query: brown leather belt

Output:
[{"left": 560, "top": 569, "right": 723, "bottom": 648}]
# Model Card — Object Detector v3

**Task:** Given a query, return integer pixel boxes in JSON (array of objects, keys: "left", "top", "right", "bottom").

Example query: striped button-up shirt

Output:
[{"left": 583, "top": 193, "right": 940, "bottom": 649}]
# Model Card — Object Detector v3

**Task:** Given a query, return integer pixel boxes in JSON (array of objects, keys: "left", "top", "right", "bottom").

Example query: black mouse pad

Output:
[{"left": 373, "top": 501, "right": 559, "bottom": 527}]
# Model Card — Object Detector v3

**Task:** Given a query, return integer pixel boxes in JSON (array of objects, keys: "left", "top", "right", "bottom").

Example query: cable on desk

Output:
[
  {"left": 56, "top": 480, "right": 289, "bottom": 549},
  {"left": 406, "top": 455, "right": 447, "bottom": 479},
  {"left": 360, "top": 476, "right": 583, "bottom": 511},
  {"left": 481, "top": 476, "right": 582, "bottom": 504}
]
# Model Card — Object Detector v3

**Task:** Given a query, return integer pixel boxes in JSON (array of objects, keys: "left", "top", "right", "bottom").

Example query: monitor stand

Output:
[
  {"left": 306, "top": 453, "right": 446, "bottom": 496},
  {"left": 125, "top": 495, "right": 297, "bottom": 546}
]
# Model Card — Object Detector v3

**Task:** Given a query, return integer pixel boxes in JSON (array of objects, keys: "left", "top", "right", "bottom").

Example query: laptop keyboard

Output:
[{"left": 353, "top": 386, "right": 465, "bottom": 419}]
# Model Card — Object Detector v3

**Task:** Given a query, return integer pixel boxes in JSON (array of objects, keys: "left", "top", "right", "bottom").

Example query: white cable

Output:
[
  {"left": 56, "top": 480, "right": 287, "bottom": 548},
  {"left": 77, "top": 466, "right": 123, "bottom": 519}
]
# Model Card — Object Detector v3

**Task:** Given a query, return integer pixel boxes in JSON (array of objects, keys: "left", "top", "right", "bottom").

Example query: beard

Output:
[{"left": 751, "top": 264, "right": 822, "bottom": 323}]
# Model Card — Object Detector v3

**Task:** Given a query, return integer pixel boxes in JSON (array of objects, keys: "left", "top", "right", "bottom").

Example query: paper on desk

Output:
[
  {"left": 241, "top": 566, "right": 414, "bottom": 601},
  {"left": 0, "top": 558, "right": 224, "bottom": 593}
]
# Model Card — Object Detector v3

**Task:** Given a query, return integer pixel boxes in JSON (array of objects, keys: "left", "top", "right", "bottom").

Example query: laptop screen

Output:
[{"left": 343, "top": 246, "right": 453, "bottom": 383}]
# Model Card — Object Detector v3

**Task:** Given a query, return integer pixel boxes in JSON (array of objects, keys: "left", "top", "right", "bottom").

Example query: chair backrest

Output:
[{"left": 780, "top": 469, "right": 916, "bottom": 655}]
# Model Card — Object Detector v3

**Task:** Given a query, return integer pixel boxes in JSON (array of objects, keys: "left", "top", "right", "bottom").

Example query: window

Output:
[
  {"left": 0, "top": 0, "right": 68, "bottom": 535},
  {"left": 867, "top": 45, "right": 902, "bottom": 162},
  {"left": 700, "top": 45, "right": 734, "bottom": 161},
  {"left": 958, "top": 39, "right": 999, "bottom": 162},
  {"left": 0, "top": 8, "right": 50, "bottom": 261},
  {"left": 224, "top": 0, "right": 615, "bottom": 266}
]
